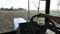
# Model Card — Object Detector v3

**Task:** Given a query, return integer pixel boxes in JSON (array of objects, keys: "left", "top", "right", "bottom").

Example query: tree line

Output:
[{"left": 0, "top": 7, "right": 25, "bottom": 11}]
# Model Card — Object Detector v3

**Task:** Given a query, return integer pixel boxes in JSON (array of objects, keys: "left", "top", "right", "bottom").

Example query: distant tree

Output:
[
  {"left": 0, "top": 7, "right": 4, "bottom": 10},
  {"left": 18, "top": 8, "right": 24, "bottom": 10},
  {"left": 10, "top": 7, "right": 14, "bottom": 10},
  {"left": 4, "top": 8, "right": 9, "bottom": 11}
]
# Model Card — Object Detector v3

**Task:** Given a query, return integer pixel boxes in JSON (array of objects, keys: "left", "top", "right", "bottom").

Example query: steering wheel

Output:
[{"left": 30, "top": 14, "right": 60, "bottom": 34}]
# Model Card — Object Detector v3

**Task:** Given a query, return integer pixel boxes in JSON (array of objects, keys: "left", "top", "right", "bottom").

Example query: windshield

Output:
[{"left": 50, "top": 0, "right": 60, "bottom": 28}]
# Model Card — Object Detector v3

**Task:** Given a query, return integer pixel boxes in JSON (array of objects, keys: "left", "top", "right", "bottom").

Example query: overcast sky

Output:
[{"left": 0, "top": 0, "right": 60, "bottom": 10}]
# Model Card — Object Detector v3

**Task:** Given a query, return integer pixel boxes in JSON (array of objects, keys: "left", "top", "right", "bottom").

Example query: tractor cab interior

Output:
[{"left": 1, "top": 0, "right": 60, "bottom": 34}]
